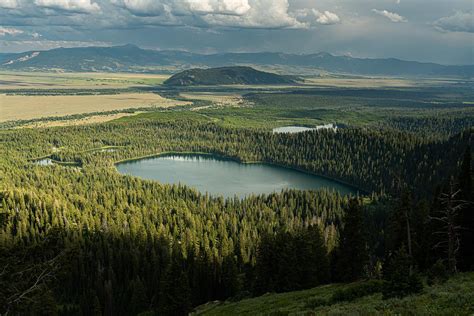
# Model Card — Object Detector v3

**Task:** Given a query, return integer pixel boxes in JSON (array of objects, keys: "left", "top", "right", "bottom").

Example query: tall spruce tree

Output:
[
  {"left": 129, "top": 277, "right": 149, "bottom": 315},
  {"left": 386, "top": 190, "right": 415, "bottom": 274},
  {"left": 334, "top": 198, "right": 368, "bottom": 282},
  {"left": 382, "top": 246, "right": 423, "bottom": 299},
  {"left": 158, "top": 249, "right": 192, "bottom": 316}
]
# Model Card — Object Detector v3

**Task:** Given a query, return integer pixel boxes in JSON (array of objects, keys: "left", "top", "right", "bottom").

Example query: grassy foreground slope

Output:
[{"left": 193, "top": 273, "right": 474, "bottom": 315}]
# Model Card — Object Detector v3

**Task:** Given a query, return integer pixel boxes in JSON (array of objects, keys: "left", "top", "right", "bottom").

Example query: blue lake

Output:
[{"left": 116, "top": 154, "right": 357, "bottom": 198}]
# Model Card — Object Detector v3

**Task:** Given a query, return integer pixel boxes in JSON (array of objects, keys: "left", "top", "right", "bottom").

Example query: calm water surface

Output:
[
  {"left": 272, "top": 124, "right": 337, "bottom": 134},
  {"left": 34, "top": 158, "right": 53, "bottom": 166},
  {"left": 116, "top": 154, "right": 357, "bottom": 198}
]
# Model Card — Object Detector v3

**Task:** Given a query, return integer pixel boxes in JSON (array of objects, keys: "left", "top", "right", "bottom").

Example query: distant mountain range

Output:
[
  {"left": 1, "top": 44, "right": 473, "bottom": 77},
  {"left": 163, "top": 66, "right": 296, "bottom": 86}
]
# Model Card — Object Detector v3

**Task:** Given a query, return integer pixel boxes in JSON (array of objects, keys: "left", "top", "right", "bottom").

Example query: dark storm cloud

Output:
[{"left": 434, "top": 11, "right": 474, "bottom": 33}]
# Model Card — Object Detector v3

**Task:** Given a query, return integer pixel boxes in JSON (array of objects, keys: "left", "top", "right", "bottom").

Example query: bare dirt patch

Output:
[
  {"left": 20, "top": 112, "right": 143, "bottom": 128},
  {"left": 180, "top": 92, "right": 249, "bottom": 107}
]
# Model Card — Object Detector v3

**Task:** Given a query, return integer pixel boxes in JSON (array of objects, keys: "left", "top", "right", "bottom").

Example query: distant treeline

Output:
[{"left": 4, "top": 119, "right": 471, "bottom": 194}]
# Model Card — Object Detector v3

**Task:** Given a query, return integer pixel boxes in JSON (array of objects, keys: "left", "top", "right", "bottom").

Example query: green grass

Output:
[
  {"left": 198, "top": 105, "right": 381, "bottom": 129},
  {"left": 117, "top": 89, "right": 473, "bottom": 135},
  {"left": 193, "top": 273, "right": 474, "bottom": 315}
]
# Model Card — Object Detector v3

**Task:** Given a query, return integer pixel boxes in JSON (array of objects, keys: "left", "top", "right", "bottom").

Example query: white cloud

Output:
[
  {"left": 372, "top": 9, "right": 406, "bottom": 23},
  {"left": 0, "top": 26, "right": 23, "bottom": 36},
  {"left": 434, "top": 11, "right": 474, "bottom": 33},
  {"left": 0, "top": 0, "right": 337, "bottom": 30},
  {"left": 201, "top": 0, "right": 306, "bottom": 29},
  {"left": 0, "top": 0, "right": 18, "bottom": 9},
  {"left": 111, "top": 0, "right": 167, "bottom": 16},
  {"left": 293, "top": 8, "right": 340, "bottom": 26},
  {"left": 112, "top": 0, "right": 309, "bottom": 29},
  {"left": 34, "top": 0, "right": 101, "bottom": 14},
  {"left": 185, "top": 0, "right": 251, "bottom": 16},
  {"left": 113, "top": 0, "right": 251, "bottom": 17},
  {"left": 312, "top": 10, "right": 340, "bottom": 25}
]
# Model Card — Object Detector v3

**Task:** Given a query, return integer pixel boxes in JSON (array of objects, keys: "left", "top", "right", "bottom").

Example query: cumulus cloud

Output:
[
  {"left": 34, "top": 0, "right": 101, "bottom": 14},
  {"left": 0, "top": 26, "right": 23, "bottom": 36},
  {"left": 111, "top": 0, "right": 167, "bottom": 16},
  {"left": 201, "top": 0, "right": 307, "bottom": 29},
  {"left": 0, "top": 0, "right": 18, "bottom": 9},
  {"left": 185, "top": 0, "right": 251, "bottom": 15},
  {"left": 111, "top": 0, "right": 340, "bottom": 29},
  {"left": 434, "top": 11, "right": 474, "bottom": 33},
  {"left": 313, "top": 10, "right": 340, "bottom": 25},
  {"left": 112, "top": 0, "right": 251, "bottom": 17},
  {"left": 372, "top": 9, "right": 406, "bottom": 23},
  {"left": 294, "top": 8, "right": 340, "bottom": 26},
  {"left": 0, "top": 0, "right": 339, "bottom": 30}
]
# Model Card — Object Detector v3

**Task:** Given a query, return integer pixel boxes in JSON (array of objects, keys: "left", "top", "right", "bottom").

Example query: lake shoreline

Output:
[{"left": 114, "top": 151, "right": 366, "bottom": 195}]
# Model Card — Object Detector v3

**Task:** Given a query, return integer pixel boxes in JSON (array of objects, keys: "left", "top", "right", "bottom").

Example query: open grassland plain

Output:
[
  {"left": 0, "top": 71, "right": 169, "bottom": 89},
  {"left": 301, "top": 76, "right": 463, "bottom": 88},
  {"left": 0, "top": 92, "right": 190, "bottom": 122},
  {"left": 1, "top": 71, "right": 473, "bottom": 136},
  {"left": 180, "top": 92, "right": 251, "bottom": 108},
  {"left": 193, "top": 272, "right": 474, "bottom": 316}
]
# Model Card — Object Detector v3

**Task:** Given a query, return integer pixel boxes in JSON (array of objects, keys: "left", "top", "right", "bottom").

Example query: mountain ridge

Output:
[{"left": 1, "top": 44, "right": 473, "bottom": 77}]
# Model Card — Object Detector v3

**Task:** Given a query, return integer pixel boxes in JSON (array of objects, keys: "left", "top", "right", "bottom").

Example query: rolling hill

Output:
[
  {"left": 1, "top": 44, "right": 473, "bottom": 77},
  {"left": 163, "top": 66, "right": 296, "bottom": 86}
]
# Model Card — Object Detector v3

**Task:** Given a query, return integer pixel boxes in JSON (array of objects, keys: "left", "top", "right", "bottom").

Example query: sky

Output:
[{"left": 0, "top": 0, "right": 473, "bottom": 65}]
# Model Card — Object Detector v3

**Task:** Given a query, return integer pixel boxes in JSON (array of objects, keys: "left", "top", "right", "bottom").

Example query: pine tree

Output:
[
  {"left": 297, "top": 225, "right": 330, "bottom": 287},
  {"left": 130, "top": 277, "right": 149, "bottom": 315},
  {"left": 459, "top": 146, "right": 472, "bottom": 201},
  {"left": 254, "top": 232, "right": 277, "bottom": 294},
  {"left": 220, "top": 256, "right": 240, "bottom": 299},
  {"left": 382, "top": 246, "right": 423, "bottom": 299},
  {"left": 386, "top": 190, "right": 414, "bottom": 275},
  {"left": 31, "top": 289, "right": 58, "bottom": 316},
  {"left": 334, "top": 198, "right": 367, "bottom": 282},
  {"left": 159, "top": 250, "right": 192, "bottom": 316},
  {"left": 92, "top": 294, "right": 102, "bottom": 316}
]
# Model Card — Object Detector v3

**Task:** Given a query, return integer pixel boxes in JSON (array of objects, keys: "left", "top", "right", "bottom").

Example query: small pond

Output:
[
  {"left": 272, "top": 124, "right": 337, "bottom": 134},
  {"left": 34, "top": 158, "right": 54, "bottom": 166}
]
